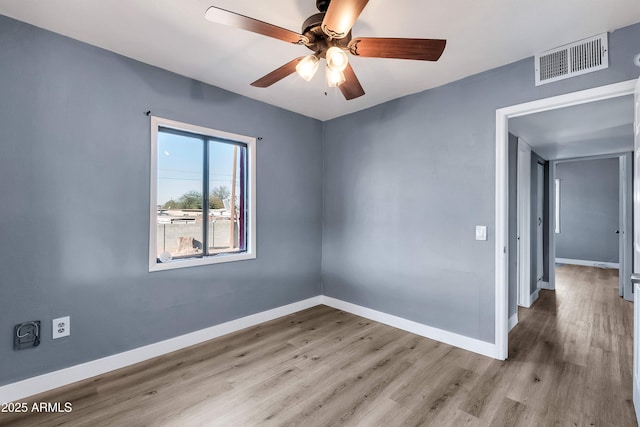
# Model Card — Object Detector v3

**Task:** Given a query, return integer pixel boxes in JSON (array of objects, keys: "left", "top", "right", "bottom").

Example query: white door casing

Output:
[
  {"left": 632, "top": 76, "right": 640, "bottom": 424},
  {"left": 517, "top": 138, "right": 532, "bottom": 308},
  {"left": 620, "top": 154, "right": 633, "bottom": 301},
  {"left": 620, "top": 156, "right": 625, "bottom": 297},
  {"left": 537, "top": 163, "right": 544, "bottom": 284},
  {"left": 495, "top": 79, "right": 637, "bottom": 361}
]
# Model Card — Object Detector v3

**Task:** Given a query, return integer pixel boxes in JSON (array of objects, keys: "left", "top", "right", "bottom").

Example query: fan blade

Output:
[
  {"left": 322, "top": 0, "right": 369, "bottom": 39},
  {"left": 205, "top": 6, "right": 308, "bottom": 45},
  {"left": 339, "top": 63, "right": 365, "bottom": 100},
  {"left": 250, "top": 57, "right": 305, "bottom": 88},
  {"left": 348, "top": 38, "right": 446, "bottom": 61}
]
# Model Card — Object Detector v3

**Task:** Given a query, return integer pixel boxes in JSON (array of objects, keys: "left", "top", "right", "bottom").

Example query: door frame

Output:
[
  {"left": 516, "top": 138, "right": 533, "bottom": 307},
  {"left": 494, "top": 79, "right": 637, "bottom": 360},
  {"left": 536, "top": 162, "right": 545, "bottom": 286},
  {"left": 550, "top": 152, "right": 631, "bottom": 298},
  {"left": 633, "top": 75, "right": 640, "bottom": 426},
  {"left": 620, "top": 154, "right": 631, "bottom": 299}
]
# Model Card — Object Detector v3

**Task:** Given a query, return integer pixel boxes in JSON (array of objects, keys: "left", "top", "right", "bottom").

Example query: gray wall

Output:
[
  {"left": 0, "top": 16, "right": 323, "bottom": 385},
  {"left": 2, "top": 13, "right": 639, "bottom": 386},
  {"left": 555, "top": 157, "right": 620, "bottom": 263},
  {"left": 322, "top": 22, "right": 640, "bottom": 343}
]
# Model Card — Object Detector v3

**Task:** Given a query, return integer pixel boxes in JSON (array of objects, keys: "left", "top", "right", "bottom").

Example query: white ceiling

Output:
[
  {"left": 1, "top": 0, "right": 639, "bottom": 121},
  {"left": 509, "top": 95, "right": 634, "bottom": 160}
]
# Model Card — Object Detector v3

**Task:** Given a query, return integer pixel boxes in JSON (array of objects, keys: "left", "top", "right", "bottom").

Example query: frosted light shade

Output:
[
  {"left": 296, "top": 55, "right": 319, "bottom": 81},
  {"left": 326, "top": 46, "right": 348, "bottom": 72},
  {"left": 326, "top": 67, "right": 346, "bottom": 87}
]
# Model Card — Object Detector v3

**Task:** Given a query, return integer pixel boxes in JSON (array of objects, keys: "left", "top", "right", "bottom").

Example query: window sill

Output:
[{"left": 149, "top": 251, "right": 256, "bottom": 272}]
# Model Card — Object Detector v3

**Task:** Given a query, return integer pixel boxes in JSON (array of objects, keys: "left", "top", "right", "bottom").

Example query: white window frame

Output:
[{"left": 149, "top": 116, "right": 256, "bottom": 272}]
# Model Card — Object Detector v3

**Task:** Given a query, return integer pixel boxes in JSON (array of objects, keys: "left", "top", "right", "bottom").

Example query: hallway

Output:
[{"left": 508, "top": 264, "right": 635, "bottom": 425}]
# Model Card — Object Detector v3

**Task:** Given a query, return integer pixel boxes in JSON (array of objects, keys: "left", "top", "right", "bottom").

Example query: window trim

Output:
[{"left": 149, "top": 116, "right": 256, "bottom": 272}]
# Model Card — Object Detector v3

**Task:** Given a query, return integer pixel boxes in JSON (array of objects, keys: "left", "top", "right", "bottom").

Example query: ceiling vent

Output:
[{"left": 534, "top": 33, "right": 608, "bottom": 86}]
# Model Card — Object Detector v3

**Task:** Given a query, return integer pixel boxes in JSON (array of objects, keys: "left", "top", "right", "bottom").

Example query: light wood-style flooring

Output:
[{"left": 1, "top": 264, "right": 635, "bottom": 426}]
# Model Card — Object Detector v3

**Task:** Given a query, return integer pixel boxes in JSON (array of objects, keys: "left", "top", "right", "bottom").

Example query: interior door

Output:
[
  {"left": 632, "top": 76, "right": 640, "bottom": 423},
  {"left": 620, "top": 154, "right": 633, "bottom": 300},
  {"left": 537, "top": 163, "right": 544, "bottom": 284},
  {"left": 517, "top": 138, "right": 532, "bottom": 307},
  {"left": 620, "top": 156, "right": 625, "bottom": 297}
]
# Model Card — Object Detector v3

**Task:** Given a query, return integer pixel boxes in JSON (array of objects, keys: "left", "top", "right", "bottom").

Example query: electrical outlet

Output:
[{"left": 52, "top": 316, "right": 70, "bottom": 339}]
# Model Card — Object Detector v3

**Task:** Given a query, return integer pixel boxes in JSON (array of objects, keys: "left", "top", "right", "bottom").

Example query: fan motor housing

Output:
[
  {"left": 302, "top": 12, "right": 351, "bottom": 56},
  {"left": 302, "top": 13, "right": 325, "bottom": 35},
  {"left": 316, "top": 0, "right": 330, "bottom": 12}
]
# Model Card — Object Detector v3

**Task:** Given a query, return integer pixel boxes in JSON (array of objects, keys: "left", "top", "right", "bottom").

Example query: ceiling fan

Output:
[{"left": 205, "top": 0, "right": 446, "bottom": 100}]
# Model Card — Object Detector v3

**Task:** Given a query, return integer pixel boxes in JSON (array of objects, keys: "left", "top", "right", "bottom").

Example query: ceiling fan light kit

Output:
[
  {"left": 205, "top": 0, "right": 446, "bottom": 100},
  {"left": 326, "top": 67, "right": 346, "bottom": 87},
  {"left": 296, "top": 55, "right": 320, "bottom": 81},
  {"left": 326, "top": 46, "right": 349, "bottom": 72}
]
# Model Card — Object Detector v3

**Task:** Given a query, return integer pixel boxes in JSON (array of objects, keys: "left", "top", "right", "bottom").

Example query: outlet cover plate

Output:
[{"left": 52, "top": 316, "right": 70, "bottom": 339}]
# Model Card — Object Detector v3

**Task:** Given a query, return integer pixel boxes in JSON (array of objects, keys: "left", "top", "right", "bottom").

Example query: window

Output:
[{"left": 149, "top": 117, "right": 256, "bottom": 271}]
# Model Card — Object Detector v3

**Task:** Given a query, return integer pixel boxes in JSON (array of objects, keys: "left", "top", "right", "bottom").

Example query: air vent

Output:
[{"left": 534, "top": 33, "right": 608, "bottom": 86}]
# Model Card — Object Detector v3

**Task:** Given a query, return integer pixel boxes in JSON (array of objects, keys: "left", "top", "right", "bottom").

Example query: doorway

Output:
[
  {"left": 516, "top": 138, "right": 532, "bottom": 308},
  {"left": 551, "top": 154, "right": 632, "bottom": 300},
  {"left": 494, "top": 79, "right": 637, "bottom": 360},
  {"left": 514, "top": 138, "right": 548, "bottom": 311}
]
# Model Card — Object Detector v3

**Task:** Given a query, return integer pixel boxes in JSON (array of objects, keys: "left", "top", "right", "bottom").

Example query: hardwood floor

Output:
[{"left": 1, "top": 264, "right": 635, "bottom": 426}]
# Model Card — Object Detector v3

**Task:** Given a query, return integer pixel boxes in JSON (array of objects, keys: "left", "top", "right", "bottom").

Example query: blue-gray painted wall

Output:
[
  {"left": 0, "top": 15, "right": 323, "bottom": 385},
  {"left": 322, "top": 23, "right": 640, "bottom": 343},
  {"left": 556, "top": 157, "right": 620, "bottom": 263},
  {"left": 1, "top": 12, "right": 639, "bottom": 386}
]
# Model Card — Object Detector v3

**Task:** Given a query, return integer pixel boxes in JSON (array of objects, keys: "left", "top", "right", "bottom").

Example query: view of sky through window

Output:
[{"left": 157, "top": 132, "right": 238, "bottom": 206}]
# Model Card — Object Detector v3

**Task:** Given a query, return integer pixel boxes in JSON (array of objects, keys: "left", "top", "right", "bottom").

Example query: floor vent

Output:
[{"left": 535, "top": 33, "right": 608, "bottom": 86}]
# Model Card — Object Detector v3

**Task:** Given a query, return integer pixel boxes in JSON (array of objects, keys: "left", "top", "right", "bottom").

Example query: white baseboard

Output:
[
  {"left": 538, "top": 281, "right": 552, "bottom": 290},
  {"left": 0, "top": 296, "right": 322, "bottom": 404},
  {"left": 1, "top": 294, "right": 503, "bottom": 403},
  {"left": 530, "top": 288, "right": 540, "bottom": 305},
  {"left": 520, "top": 288, "right": 539, "bottom": 309},
  {"left": 320, "top": 296, "right": 496, "bottom": 359},
  {"left": 508, "top": 313, "right": 518, "bottom": 331},
  {"left": 555, "top": 258, "right": 619, "bottom": 269}
]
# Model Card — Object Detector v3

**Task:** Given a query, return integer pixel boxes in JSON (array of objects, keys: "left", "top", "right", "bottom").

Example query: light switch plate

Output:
[
  {"left": 52, "top": 316, "right": 70, "bottom": 339},
  {"left": 475, "top": 226, "right": 487, "bottom": 241}
]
